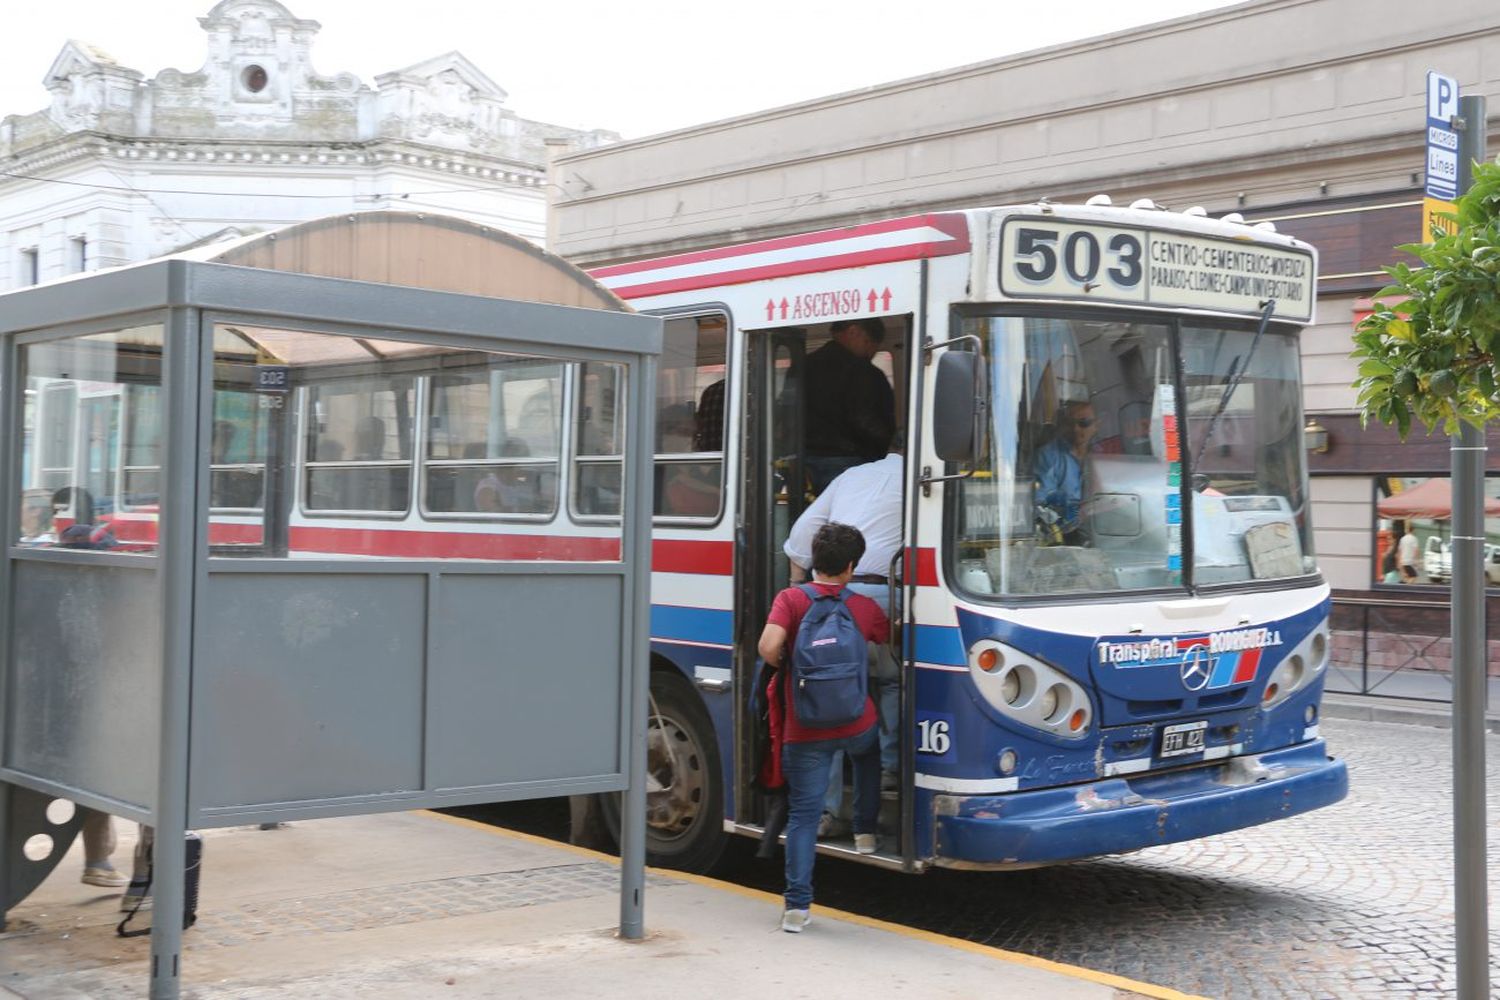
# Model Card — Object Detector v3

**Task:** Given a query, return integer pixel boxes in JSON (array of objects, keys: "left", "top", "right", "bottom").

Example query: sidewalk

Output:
[
  {"left": 0, "top": 810, "right": 1198, "bottom": 999},
  {"left": 1321, "top": 691, "right": 1500, "bottom": 733}
]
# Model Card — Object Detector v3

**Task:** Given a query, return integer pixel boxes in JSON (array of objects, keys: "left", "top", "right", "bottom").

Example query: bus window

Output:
[
  {"left": 654, "top": 314, "right": 726, "bottom": 520},
  {"left": 955, "top": 315, "right": 1176, "bottom": 596},
  {"left": 304, "top": 378, "right": 414, "bottom": 513},
  {"left": 573, "top": 362, "right": 626, "bottom": 518},
  {"left": 36, "top": 381, "right": 77, "bottom": 495},
  {"left": 425, "top": 358, "right": 562, "bottom": 517},
  {"left": 122, "top": 385, "right": 161, "bottom": 508},
  {"left": 210, "top": 389, "right": 269, "bottom": 511}
]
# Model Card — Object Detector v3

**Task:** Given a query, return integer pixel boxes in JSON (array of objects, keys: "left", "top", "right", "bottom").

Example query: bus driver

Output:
[{"left": 1034, "top": 400, "right": 1097, "bottom": 545}]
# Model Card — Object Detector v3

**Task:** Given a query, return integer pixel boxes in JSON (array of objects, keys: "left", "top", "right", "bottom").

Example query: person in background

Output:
[
  {"left": 804, "top": 319, "right": 895, "bottom": 493},
  {"left": 1396, "top": 520, "right": 1421, "bottom": 583},
  {"left": 78, "top": 809, "right": 128, "bottom": 889},
  {"left": 1381, "top": 544, "right": 1402, "bottom": 584},
  {"left": 758, "top": 523, "right": 886, "bottom": 934}
]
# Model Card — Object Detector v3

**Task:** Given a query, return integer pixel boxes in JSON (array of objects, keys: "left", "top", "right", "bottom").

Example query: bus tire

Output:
[{"left": 599, "top": 669, "right": 727, "bottom": 874}]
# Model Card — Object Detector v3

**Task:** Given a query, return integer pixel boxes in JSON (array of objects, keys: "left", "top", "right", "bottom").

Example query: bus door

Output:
[{"left": 734, "top": 326, "right": 806, "bottom": 829}]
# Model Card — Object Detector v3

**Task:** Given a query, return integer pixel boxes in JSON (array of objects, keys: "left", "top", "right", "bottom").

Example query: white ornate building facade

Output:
[{"left": 0, "top": 0, "right": 615, "bottom": 288}]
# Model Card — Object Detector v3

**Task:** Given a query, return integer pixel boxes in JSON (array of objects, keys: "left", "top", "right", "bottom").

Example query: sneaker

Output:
[
  {"left": 816, "top": 811, "right": 847, "bottom": 839},
  {"left": 81, "top": 866, "right": 129, "bottom": 888},
  {"left": 781, "top": 908, "right": 810, "bottom": 933},
  {"left": 854, "top": 833, "right": 879, "bottom": 855}
]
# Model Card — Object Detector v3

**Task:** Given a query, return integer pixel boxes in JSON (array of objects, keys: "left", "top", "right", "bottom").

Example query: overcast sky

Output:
[{"left": 3, "top": 1, "right": 1243, "bottom": 140}]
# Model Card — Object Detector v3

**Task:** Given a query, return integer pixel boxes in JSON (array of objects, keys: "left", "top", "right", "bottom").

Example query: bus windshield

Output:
[{"left": 952, "top": 313, "right": 1314, "bottom": 597}]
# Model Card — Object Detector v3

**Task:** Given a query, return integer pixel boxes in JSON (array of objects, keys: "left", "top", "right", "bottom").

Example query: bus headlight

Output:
[
  {"left": 968, "top": 640, "right": 1092, "bottom": 739},
  {"left": 1262, "top": 625, "right": 1330, "bottom": 711}
]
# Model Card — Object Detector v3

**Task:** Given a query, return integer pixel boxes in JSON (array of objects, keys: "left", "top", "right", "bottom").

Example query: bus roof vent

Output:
[
  {"left": 1182, "top": 206, "right": 1208, "bottom": 217},
  {"left": 1085, "top": 194, "right": 1112, "bottom": 206},
  {"left": 1220, "top": 212, "right": 1246, "bottom": 224},
  {"left": 1253, "top": 221, "right": 1278, "bottom": 233},
  {"left": 1128, "top": 198, "right": 1158, "bottom": 211}
]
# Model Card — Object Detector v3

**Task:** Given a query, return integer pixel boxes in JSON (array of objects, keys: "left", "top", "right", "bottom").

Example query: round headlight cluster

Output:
[{"left": 968, "top": 640, "right": 1092, "bottom": 739}]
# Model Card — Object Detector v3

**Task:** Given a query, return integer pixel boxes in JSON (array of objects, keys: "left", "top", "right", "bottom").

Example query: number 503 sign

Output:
[{"left": 997, "top": 218, "right": 1314, "bottom": 322}]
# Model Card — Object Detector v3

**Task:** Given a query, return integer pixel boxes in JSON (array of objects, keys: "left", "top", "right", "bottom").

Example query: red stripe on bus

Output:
[
  {"left": 911, "top": 547, "right": 939, "bottom": 588},
  {"left": 590, "top": 213, "right": 971, "bottom": 279},
  {"left": 608, "top": 244, "right": 963, "bottom": 300},
  {"left": 653, "top": 538, "right": 732, "bottom": 575},
  {"left": 1232, "top": 647, "right": 1262, "bottom": 683},
  {"left": 288, "top": 526, "right": 622, "bottom": 561}
]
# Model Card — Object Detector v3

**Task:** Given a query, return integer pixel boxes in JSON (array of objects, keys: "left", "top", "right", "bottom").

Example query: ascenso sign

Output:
[
  {"left": 997, "top": 219, "right": 1314, "bottom": 322},
  {"left": 1094, "top": 627, "right": 1284, "bottom": 692}
]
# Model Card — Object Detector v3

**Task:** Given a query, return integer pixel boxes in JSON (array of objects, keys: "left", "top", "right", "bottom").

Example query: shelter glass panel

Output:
[
  {"left": 17, "top": 324, "right": 165, "bottom": 554},
  {"left": 210, "top": 323, "right": 617, "bottom": 561}
]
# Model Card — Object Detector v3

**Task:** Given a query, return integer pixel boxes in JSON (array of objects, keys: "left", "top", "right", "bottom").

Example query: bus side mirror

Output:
[{"left": 933, "top": 350, "right": 985, "bottom": 463}]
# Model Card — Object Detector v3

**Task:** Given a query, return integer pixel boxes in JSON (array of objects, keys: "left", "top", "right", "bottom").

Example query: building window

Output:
[
  {"left": 1373, "top": 475, "right": 1500, "bottom": 588},
  {"left": 20, "top": 248, "right": 38, "bottom": 286},
  {"left": 70, "top": 237, "right": 87, "bottom": 274},
  {"left": 241, "top": 65, "right": 269, "bottom": 94}
]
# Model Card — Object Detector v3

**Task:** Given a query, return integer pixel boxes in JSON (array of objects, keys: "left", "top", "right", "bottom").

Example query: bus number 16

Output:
[
  {"left": 917, "top": 719, "right": 951, "bottom": 755},
  {"left": 1013, "top": 227, "right": 1143, "bottom": 288}
]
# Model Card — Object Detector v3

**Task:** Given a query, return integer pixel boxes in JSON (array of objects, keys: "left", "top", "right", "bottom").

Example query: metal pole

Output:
[
  {"left": 150, "top": 299, "right": 202, "bottom": 1000},
  {"left": 619, "top": 349, "right": 657, "bottom": 940},
  {"left": 1449, "top": 93, "right": 1489, "bottom": 1000}
]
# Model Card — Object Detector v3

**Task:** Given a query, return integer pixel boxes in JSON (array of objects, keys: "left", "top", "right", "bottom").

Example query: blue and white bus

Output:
[{"left": 587, "top": 197, "right": 1348, "bottom": 872}]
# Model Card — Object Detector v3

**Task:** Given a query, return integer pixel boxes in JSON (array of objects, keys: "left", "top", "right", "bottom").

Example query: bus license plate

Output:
[{"left": 1159, "top": 720, "right": 1208, "bottom": 758}]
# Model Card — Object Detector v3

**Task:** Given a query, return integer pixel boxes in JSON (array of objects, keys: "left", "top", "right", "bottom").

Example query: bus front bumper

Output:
[{"left": 932, "top": 739, "right": 1347, "bottom": 867}]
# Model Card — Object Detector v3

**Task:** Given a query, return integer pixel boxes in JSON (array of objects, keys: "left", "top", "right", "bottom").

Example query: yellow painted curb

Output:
[{"left": 419, "top": 810, "right": 1207, "bottom": 1000}]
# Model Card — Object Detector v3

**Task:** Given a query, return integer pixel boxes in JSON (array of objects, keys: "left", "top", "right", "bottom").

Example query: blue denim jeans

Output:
[{"left": 782, "top": 723, "right": 879, "bottom": 910}]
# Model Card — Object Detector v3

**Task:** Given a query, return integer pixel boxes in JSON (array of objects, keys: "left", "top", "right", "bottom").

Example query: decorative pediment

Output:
[
  {"left": 199, "top": 0, "right": 317, "bottom": 34},
  {"left": 44, "top": 40, "right": 139, "bottom": 88},
  {"left": 375, "top": 52, "right": 507, "bottom": 103}
]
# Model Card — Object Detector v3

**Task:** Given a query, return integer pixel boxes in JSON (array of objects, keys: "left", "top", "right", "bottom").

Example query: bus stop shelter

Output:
[{"left": 0, "top": 218, "right": 661, "bottom": 999}]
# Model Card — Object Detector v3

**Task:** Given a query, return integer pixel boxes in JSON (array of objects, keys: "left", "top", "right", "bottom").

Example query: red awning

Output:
[{"left": 1376, "top": 478, "right": 1500, "bottom": 520}]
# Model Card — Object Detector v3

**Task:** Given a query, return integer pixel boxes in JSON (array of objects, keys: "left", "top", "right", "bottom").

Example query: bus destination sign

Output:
[{"left": 997, "top": 219, "right": 1314, "bottom": 322}]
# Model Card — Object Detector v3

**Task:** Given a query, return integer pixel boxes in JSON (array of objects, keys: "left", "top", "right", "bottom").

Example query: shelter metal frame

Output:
[{"left": 0, "top": 259, "right": 660, "bottom": 999}]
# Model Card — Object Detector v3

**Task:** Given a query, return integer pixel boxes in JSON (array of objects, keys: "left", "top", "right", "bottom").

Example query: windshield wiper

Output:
[{"left": 1192, "top": 298, "right": 1276, "bottom": 470}]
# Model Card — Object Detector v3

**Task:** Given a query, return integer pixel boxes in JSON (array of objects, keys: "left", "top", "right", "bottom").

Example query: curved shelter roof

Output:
[{"left": 184, "top": 211, "right": 628, "bottom": 312}]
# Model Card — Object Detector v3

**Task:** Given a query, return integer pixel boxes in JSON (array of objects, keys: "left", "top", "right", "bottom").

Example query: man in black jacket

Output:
[{"left": 804, "top": 318, "right": 895, "bottom": 493}]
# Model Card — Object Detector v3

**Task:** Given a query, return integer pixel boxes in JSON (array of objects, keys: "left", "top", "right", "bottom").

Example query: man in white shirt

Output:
[{"left": 783, "top": 451, "right": 904, "bottom": 831}]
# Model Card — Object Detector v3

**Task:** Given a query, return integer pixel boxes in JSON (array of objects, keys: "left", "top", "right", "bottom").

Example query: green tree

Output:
[{"left": 1352, "top": 159, "right": 1500, "bottom": 438}]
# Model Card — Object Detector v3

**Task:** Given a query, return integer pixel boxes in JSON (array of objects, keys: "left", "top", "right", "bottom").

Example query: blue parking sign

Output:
[{"left": 1425, "top": 71, "right": 1459, "bottom": 201}]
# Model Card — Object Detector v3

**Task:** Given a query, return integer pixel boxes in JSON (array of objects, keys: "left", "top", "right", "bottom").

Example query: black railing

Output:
[{"left": 1327, "top": 596, "right": 1498, "bottom": 709}]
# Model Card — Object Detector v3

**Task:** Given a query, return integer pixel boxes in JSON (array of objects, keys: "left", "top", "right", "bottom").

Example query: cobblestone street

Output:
[
  {"left": 712, "top": 716, "right": 1500, "bottom": 998},
  {"left": 464, "top": 715, "right": 1500, "bottom": 998}
]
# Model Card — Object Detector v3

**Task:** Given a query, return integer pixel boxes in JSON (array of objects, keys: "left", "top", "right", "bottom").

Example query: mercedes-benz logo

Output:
[{"left": 1179, "top": 644, "right": 1212, "bottom": 691}]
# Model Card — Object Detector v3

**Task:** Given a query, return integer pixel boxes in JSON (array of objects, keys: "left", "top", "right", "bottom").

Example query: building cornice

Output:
[{"left": 2, "top": 131, "right": 547, "bottom": 194}]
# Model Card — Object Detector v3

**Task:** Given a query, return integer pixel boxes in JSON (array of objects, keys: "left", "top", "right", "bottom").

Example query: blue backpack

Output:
[{"left": 789, "top": 584, "right": 868, "bottom": 728}]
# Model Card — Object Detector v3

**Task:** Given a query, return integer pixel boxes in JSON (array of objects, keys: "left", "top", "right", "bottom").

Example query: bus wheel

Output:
[{"left": 602, "top": 670, "right": 726, "bottom": 873}]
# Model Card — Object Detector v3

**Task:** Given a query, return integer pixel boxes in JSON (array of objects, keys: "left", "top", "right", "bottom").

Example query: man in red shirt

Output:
[{"left": 757, "top": 522, "right": 888, "bottom": 933}]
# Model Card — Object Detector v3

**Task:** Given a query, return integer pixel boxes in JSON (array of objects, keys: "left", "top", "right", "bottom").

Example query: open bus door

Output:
[
  {"left": 735, "top": 318, "right": 916, "bottom": 868},
  {"left": 735, "top": 326, "right": 806, "bottom": 833}
]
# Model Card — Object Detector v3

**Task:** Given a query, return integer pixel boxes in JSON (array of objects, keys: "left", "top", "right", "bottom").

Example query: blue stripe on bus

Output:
[
  {"left": 650, "top": 604, "right": 734, "bottom": 646},
  {"left": 913, "top": 624, "right": 966, "bottom": 666}
]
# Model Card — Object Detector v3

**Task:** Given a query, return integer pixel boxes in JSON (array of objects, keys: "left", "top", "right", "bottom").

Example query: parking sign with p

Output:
[{"left": 1425, "top": 71, "right": 1459, "bottom": 201}]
